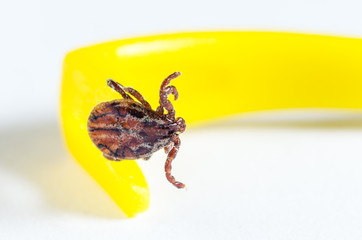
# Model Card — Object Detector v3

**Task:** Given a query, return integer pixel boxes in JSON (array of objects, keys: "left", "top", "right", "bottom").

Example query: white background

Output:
[{"left": 1, "top": 0, "right": 362, "bottom": 239}]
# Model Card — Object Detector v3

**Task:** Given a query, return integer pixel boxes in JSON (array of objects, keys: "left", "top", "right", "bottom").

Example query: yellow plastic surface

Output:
[{"left": 60, "top": 32, "right": 362, "bottom": 217}]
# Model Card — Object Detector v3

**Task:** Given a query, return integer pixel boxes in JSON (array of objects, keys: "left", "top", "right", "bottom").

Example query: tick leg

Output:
[
  {"left": 165, "top": 135, "right": 185, "bottom": 189},
  {"left": 158, "top": 72, "right": 181, "bottom": 120},
  {"left": 156, "top": 106, "right": 164, "bottom": 115},
  {"left": 143, "top": 156, "right": 151, "bottom": 161},
  {"left": 123, "top": 87, "right": 152, "bottom": 109},
  {"left": 107, "top": 79, "right": 152, "bottom": 108},
  {"left": 107, "top": 79, "right": 132, "bottom": 100},
  {"left": 103, "top": 153, "right": 124, "bottom": 161},
  {"left": 164, "top": 142, "right": 174, "bottom": 154}
]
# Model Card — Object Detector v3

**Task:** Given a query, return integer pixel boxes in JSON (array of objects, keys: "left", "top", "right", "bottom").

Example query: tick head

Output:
[{"left": 175, "top": 117, "right": 186, "bottom": 134}]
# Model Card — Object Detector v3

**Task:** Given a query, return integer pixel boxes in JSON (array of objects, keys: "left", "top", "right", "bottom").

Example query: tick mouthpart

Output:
[{"left": 176, "top": 117, "right": 186, "bottom": 133}]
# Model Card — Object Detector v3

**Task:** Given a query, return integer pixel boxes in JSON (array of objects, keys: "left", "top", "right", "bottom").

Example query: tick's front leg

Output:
[
  {"left": 156, "top": 106, "right": 164, "bottom": 115},
  {"left": 164, "top": 142, "right": 174, "bottom": 154},
  {"left": 165, "top": 135, "right": 185, "bottom": 189},
  {"left": 158, "top": 72, "right": 181, "bottom": 120}
]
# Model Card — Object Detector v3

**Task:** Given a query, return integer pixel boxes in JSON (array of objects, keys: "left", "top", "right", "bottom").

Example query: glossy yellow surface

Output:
[{"left": 60, "top": 32, "right": 362, "bottom": 217}]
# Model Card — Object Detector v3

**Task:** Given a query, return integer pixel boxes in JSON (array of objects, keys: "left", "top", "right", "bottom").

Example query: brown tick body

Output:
[{"left": 87, "top": 72, "right": 186, "bottom": 188}]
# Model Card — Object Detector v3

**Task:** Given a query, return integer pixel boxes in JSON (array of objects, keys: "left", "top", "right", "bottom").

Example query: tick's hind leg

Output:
[
  {"left": 123, "top": 87, "right": 152, "bottom": 109},
  {"left": 107, "top": 79, "right": 132, "bottom": 100},
  {"left": 157, "top": 72, "right": 181, "bottom": 119},
  {"left": 165, "top": 135, "right": 185, "bottom": 189},
  {"left": 107, "top": 79, "right": 151, "bottom": 108},
  {"left": 103, "top": 153, "right": 124, "bottom": 161}
]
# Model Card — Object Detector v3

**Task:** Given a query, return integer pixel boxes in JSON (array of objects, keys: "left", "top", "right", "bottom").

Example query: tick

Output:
[{"left": 87, "top": 72, "right": 186, "bottom": 189}]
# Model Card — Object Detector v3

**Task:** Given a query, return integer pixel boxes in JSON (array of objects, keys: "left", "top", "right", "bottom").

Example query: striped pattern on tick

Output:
[{"left": 87, "top": 72, "right": 186, "bottom": 189}]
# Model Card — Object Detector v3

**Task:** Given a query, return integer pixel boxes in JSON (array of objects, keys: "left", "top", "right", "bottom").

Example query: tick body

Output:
[{"left": 87, "top": 72, "right": 186, "bottom": 189}]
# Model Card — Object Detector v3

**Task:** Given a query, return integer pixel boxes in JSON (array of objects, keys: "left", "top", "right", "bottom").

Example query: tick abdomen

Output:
[{"left": 88, "top": 99, "right": 172, "bottom": 160}]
